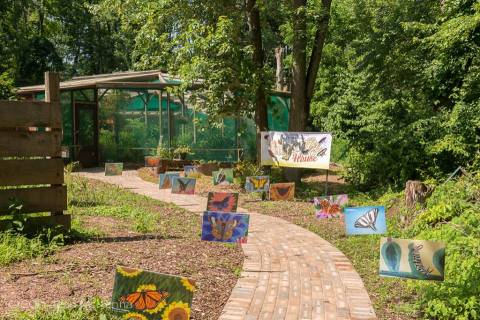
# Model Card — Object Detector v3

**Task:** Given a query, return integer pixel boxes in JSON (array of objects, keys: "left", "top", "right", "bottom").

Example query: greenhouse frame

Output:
[{"left": 18, "top": 70, "right": 290, "bottom": 167}]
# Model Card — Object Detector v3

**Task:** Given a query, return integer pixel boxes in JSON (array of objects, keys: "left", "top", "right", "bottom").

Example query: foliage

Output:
[
  {"left": 173, "top": 145, "right": 193, "bottom": 157},
  {"left": 404, "top": 173, "right": 480, "bottom": 319}
]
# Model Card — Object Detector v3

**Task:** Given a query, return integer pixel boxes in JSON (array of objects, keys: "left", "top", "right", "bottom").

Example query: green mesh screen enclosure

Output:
[{"left": 37, "top": 87, "right": 290, "bottom": 164}]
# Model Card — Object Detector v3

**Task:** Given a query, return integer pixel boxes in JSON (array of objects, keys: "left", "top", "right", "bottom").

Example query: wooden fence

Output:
[{"left": 0, "top": 72, "right": 70, "bottom": 232}]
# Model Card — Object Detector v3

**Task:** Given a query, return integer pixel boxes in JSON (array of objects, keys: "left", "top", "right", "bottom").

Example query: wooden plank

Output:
[
  {"left": 45, "top": 72, "right": 60, "bottom": 103},
  {"left": 0, "top": 101, "right": 61, "bottom": 128},
  {"left": 0, "top": 214, "right": 71, "bottom": 233},
  {"left": 0, "top": 186, "right": 67, "bottom": 214},
  {"left": 0, "top": 159, "right": 64, "bottom": 186},
  {"left": 0, "top": 131, "right": 61, "bottom": 157}
]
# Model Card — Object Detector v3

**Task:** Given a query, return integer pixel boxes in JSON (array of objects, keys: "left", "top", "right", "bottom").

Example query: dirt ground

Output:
[{"left": 0, "top": 189, "right": 243, "bottom": 319}]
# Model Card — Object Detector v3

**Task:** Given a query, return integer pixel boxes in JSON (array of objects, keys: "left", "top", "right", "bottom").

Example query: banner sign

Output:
[{"left": 260, "top": 131, "right": 332, "bottom": 169}]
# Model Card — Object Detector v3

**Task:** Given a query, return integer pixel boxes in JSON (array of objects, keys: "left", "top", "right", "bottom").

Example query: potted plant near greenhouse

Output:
[
  {"left": 173, "top": 145, "right": 193, "bottom": 160},
  {"left": 145, "top": 146, "right": 172, "bottom": 173}
]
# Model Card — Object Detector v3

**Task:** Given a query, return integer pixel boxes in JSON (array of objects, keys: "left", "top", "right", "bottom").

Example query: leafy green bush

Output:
[{"left": 405, "top": 174, "right": 480, "bottom": 319}]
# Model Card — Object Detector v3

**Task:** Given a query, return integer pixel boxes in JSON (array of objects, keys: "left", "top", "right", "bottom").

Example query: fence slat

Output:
[
  {"left": 0, "top": 159, "right": 64, "bottom": 186},
  {"left": 0, "top": 131, "right": 61, "bottom": 157},
  {"left": 0, "top": 186, "right": 67, "bottom": 214},
  {"left": 0, "top": 214, "right": 71, "bottom": 233},
  {"left": 0, "top": 101, "right": 61, "bottom": 128}
]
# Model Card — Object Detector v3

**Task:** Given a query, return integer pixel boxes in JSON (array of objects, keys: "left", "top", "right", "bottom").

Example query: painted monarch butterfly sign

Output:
[
  {"left": 344, "top": 206, "right": 387, "bottom": 235},
  {"left": 201, "top": 211, "right": 250, "bottom": 243},
  {"left": 269, "top": 183, "right": 295, "bottom": 201},
  {"left": 105, "top": 163, "right": 123, "bottom": 176},
  {"left": 112, "top": 266, "right": 195, "bottom": 320},
  {"left": 379, "top": 238, "right": 445, "bottom": 281},
  {"left": 245, "top": 176, "right": 270, "bottom": 193},
  {"left": 314, "top": 194, "right": 348, "bottom": 219},
  {"left": 212, "top": 168, "right": 234, "bottom": 186},
  {"left": 171, "top": 177, "right": 196, "bottom": 195},
  {"left": 206, "top": 192, "right": 239, "bottom": 212},
  {"left": 261, "top": 131, "right": 332, "bottom": 169}
]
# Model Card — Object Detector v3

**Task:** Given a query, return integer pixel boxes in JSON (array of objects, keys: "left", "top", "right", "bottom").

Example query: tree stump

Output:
[{"left": 405, "top": 180, "right": 430, "bottom": 208}]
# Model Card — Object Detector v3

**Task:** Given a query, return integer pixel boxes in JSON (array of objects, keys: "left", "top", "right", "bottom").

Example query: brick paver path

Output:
[{"left": 77, "top": 169, "right": 376, "bottom": 320}]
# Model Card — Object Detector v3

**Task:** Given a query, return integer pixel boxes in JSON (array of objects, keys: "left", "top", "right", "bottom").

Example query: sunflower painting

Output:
[
  {"left": 269, "top": 182, "right": 295, "bottom": 201},
  {"left": 201, "top": 211, "right": 250, "bottom": 243},
  {"left": 105, "top": 163, "right": 123, "bottom": 176},
  {"left": 112, "top": 266, "right": 194, "bottom": 320},
  {"left": 206, "top": 192, "right": 238, "bottom": 212}
]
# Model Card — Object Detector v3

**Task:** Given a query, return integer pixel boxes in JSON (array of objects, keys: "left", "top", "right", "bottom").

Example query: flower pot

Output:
[{"left": 144, "top": 156, "right": 161, "bottom": 167}]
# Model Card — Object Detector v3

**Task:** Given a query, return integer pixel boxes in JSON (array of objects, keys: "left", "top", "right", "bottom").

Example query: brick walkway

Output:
[{"left": 77, "top": 169, "right": 376, "bottom": 320}]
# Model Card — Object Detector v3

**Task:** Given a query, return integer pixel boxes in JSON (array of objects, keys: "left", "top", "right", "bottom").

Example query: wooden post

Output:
[
  {"left": 325, "top": 168, "right": 329, "bottom": 196},
  {"left": 44, "top": 72, "right": 64, "bottom": 217}
]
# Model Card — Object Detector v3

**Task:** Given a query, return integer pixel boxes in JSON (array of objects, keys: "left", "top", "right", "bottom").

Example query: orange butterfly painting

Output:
[
  {"left": 120, "top": 290, "right": 169, "bottom": 311},
  {"left": 269, "top": 183, "right": 295, "bottom": 201}
]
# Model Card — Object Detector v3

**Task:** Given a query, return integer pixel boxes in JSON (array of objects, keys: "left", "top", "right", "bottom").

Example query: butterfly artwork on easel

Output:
[
  {"left": 212, "top": 169, "right": 234, "bottom": 186},
  {"left": 269, "top": 182, "right": 295, "bottom": 201},
  {"left": 344, "top": 206, "right": 387, "bottom": 235},
  {"left": 245, "top": 176, "right": 270, "bottom": 193},
  {"left": 171, "top": 177, "right": 196, "bottom": 195},
  {"left": 159, "top": 172, "right": 180, "bottom": 189},
  {"left": 201, "top": 211, "right": 250, "bottom": 243},
  {"left": 206, "top": 192, "right": 238, "bottom": 212},
  {"left": 314, "top": 194, "right": 348, "bottom": 219}
]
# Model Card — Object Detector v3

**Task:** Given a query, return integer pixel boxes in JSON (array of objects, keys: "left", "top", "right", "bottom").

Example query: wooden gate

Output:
[{"left": 0, "top": 72, "right": 70, "bottom": 232}]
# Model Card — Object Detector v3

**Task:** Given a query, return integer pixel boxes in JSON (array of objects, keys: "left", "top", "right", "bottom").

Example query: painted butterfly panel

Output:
[
  {"left": 344, "top": 206, "right": 387, "bottom": 235},
  {"left": 212, "top": 169, "right": 234, "bottom": 186},
  {"left": 184, "top": 165, "right": 201, "bottom": 178},
  {"left": 206, "top": 192, "right": 239, "bottom": 212},
  {"left": 111, "top": 266, "right": 195, "bottom": 320},
  {"left": 105, "top": 163, "right": 123, "bottom": 176},
  {"left": 269, "top": 183, "right": 295, "bottom": 201},
  {"left": 379, "top": 237, "right": 445, "bottom": 281},
  {"left": 159, "top": 172, "right": 180, "bottom": 189},
  {"left": 201, "top": 211, "right": 250, "bottom": 243},
  {"left": 245, "top": 176, "right": 270, "bottom": 193},
  {"left": 171, "top": 177, "right": 196, "bottom": 195},
  {"left": 314, "top": 194, "right": 348, "bottom": 219}
]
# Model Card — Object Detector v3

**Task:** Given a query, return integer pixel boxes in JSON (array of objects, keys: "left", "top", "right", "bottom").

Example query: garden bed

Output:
[{"left": 0, "top": 176, "right": 243, "bottom": 319}]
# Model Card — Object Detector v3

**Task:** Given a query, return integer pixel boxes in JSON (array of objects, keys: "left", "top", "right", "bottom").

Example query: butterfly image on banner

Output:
[
  {"left": 184, "top": 165, "right": 200, "bottom": 178},
  {"left": 212, "top": 169, "right": 234, "bottom": 186},
  {"left": 111, "top": 266, "right": 195, "bottom": 320},
  {"left": 245, "top": 176, "right": 270, "bottom": 193},
  {"left": 171, "top": 177, "right": 196, "bottom": 195},
  {"left": 269, "top": 183, "right": 295, "bottom": 201},
  {"left": 314, "top": 194, "right": 348, "bottom": 219},
  {"left": 105, "top": 163, "right": 123, "bottom": 176},
  {"left": 201, "top": 211, "right": 250, "bottom": 243},
  {"left": 159, "top": 172, "right": 180, "bottom": 189},
  {"left": 206, "top": 192, "right": 239, "bottom": 212},
  {"left": 344, "top": 206, "right": 387, "bottom": 235},
  {"left": 379, "top": 237, "right": 445, "bottom": 281}
]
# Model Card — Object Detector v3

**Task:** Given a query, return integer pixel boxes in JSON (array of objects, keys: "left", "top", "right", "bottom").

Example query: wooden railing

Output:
[{"left": 0, "top": 72, "right": 70, "bottom": 232}]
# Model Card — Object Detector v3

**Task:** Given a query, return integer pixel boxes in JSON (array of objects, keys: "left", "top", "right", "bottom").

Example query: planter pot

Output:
[
  {"left": 198, "top": 163, "right": 219, "bottom": 176},
  {"left": 144, "top": 156, "right": 161, "bottom": 167}
]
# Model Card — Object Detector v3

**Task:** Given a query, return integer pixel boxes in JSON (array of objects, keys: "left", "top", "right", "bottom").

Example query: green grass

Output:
[{"left": 2, "top": 298, "right": 119, "bottom": 320}]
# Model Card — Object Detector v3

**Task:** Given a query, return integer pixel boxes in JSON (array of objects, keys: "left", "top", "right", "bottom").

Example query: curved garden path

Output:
[{"left": 77, "top": 169, "right": 376, "bottom": 320}]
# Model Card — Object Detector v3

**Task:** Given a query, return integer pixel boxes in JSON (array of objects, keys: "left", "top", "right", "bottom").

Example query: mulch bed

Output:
[{"left": 0, "top": 182, "right": 244, "bottom": 319}]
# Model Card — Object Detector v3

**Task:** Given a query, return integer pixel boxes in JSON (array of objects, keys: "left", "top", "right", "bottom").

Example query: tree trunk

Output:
[
  {"left": 275, "top": 47, "right": 285, "bottom": 90},
  {"left": 246, "top": 0, "right": 269, "bottom": 163},
  {"left": 405, "top": 180, "right": 431, "bottom": 208},
  {"left": 305, "top": 0, "right": 332, "bottom": 112}
]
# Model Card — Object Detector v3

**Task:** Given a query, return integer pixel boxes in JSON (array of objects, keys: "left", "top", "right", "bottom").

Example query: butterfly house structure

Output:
[
  {"left": 17, "top": 70, "right": 291, "bottom": 167},
  {"left": 0, "top": 72, "right": 70, "bottom": 232}
]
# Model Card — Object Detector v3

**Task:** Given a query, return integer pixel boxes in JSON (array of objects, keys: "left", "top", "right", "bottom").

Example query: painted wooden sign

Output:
[
  {"left": 245, "top": 176, "right": 270, "bottom": 193},
  {"left": 159, "top": 172, "right": 180, "bottom": 189},
  {"left": 379, "top": 238, "right": 445, "bottom": 281},
  {"left": 314, "top": 194, "right": 348, "bottom": 219},
  {"left": 344, "top": 206, "right": 387, "bottom": 235},
  {"left": 171, "top": 177, "right": 196, "bottom": 195},
  {"left": 201, "top": 211, "right": 250, "bottom": 243},
  {"left": 111, "top": 266, "right": 195, "bottom": 320},
  {"left": 212, "top": 168, "right": 234, "bottom": 186},
  {"left": 269, "top": 182, "right": 295, "bottom": 201},
  {"left": 105, "top": 163, "right": 123, "bottom": 176},
  {"left": 206, "top": 192, "right": 238, "bottom": 212},
  {"left": 261, "top": 131, "right": 332, "bottom": 169},
  {"left": 184, "top": 165, "right": 200, "bottom": 178}
]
